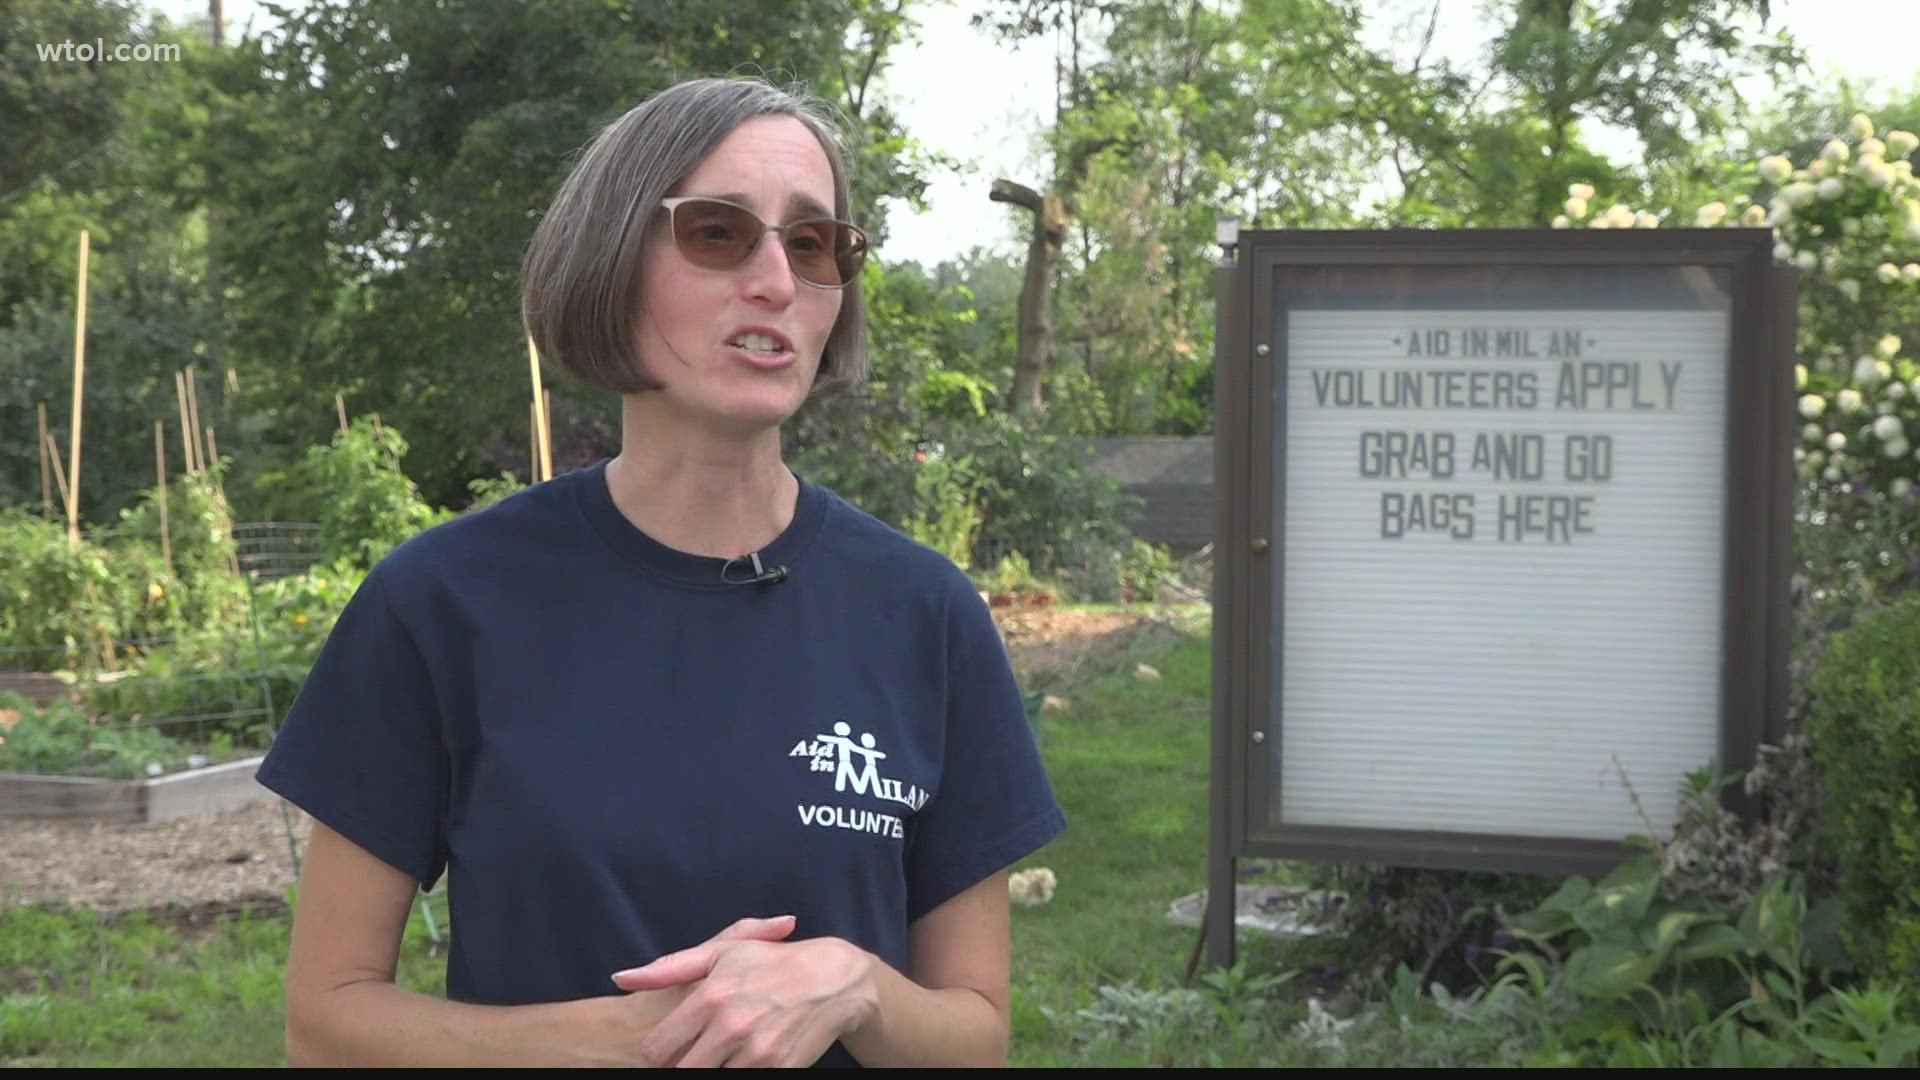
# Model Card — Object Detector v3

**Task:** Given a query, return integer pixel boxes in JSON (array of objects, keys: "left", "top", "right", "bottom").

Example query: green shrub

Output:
[
  {"left": 0, "top": 690, "right": 203, "bottom": 780},
  {"left": 0, "top": 509, "right": 143, "bottom": 671},
  {"left": 902, "top": 453, "right": 983, "bottom": 571},
  {"left": 252, "top": 418, "right": 442, "bottom": 570},
  {"left": 1803, "top": 593, "right": 1920, "bottom": 981}
]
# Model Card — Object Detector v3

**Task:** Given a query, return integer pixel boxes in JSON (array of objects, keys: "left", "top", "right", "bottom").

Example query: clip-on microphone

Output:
[{"left": 721, "top": 551, "right": 789, "bottom": 586}]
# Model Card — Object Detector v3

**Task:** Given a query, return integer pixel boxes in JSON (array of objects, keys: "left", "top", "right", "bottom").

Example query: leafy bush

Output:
[
  {"left": 252, "top": 418, "right": 444, "bottom": 570},
  {"left": 1802, "top": 592, "right": 1920, "bottom": 981},
  {"left": 1119, "top": 539, "right": 1180, "bottom": 602},
  {"left": 80, "top": 561, "right": 364, "bottom": 748},
  {"left": 0, "top": 690, "right": 208, "bottom": 780},
  {"left": 902, "top": 453, "right": 983, "bottom": 571},
  {"left": 941, "top": 413, "right": 1139, "bottom": 596},
  {"left": 1499, "top": 854, "right": 1919, "bottom": 1067},
  {"left": 0, "top": 509, "right": 163, "bottom": 672}
]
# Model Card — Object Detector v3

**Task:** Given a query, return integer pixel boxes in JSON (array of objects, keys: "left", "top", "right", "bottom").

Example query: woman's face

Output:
[{"left": 630, "top": 115, "right": 846, "bottom": 436}]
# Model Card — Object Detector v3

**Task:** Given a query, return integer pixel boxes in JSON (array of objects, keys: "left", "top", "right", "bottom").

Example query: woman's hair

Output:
[{"left": 521, "top": 76, "right": 868, "bottom": 396}]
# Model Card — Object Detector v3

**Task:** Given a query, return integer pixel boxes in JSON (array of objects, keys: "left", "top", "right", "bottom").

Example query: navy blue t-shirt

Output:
[{"left": 255, "top": 460, "right": 1067, "bottom": 1067}]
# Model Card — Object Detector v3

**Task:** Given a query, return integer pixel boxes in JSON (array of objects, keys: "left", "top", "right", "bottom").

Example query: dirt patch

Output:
[
  {"left": 0, "top": 610, "right": 1174, "bottom": 916},
  {"left": 995, "top": 609, "right": 1159, "bottom": 693},
  {"left": 0, "top": 800, "right": 311, "bottom": 917}
]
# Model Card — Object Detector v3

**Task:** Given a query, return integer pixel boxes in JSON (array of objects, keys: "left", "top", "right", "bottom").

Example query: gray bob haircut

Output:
[{"left": 521, "top": 76, "right": 868, "bottom": 396}]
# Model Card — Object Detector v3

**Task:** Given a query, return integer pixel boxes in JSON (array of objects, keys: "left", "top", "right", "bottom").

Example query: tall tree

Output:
[
  {"left": 158, "top": 0, "right": 933, "bottom": 507},
  {"left": 1371, "top": 0, "right": 1802, "bottom": 226}
]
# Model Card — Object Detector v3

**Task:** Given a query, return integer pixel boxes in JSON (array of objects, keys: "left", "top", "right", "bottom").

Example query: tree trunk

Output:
[{"left": 991, "top": 179, "right": 1066, "bottom": 415}]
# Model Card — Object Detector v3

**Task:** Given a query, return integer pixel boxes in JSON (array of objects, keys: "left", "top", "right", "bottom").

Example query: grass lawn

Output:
[{"left": 2, "top": 620, "right": 1297, "bottom": 1067}]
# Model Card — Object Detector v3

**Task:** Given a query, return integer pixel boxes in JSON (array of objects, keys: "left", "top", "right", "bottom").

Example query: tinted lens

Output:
[
  {"left": 670, "top": 199, "right": 760, "bottom": 270},
  {"left": 783, "top": 219, "right": 864, "bottom": 286}
]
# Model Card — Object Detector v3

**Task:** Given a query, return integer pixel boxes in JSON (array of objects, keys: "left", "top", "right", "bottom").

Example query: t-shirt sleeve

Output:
[
  {"left": 904, "top": 586, "right": 1067, "bottom": 923},
  {"left": 255, "top": 566, "right": 451, "bottom": 890}
]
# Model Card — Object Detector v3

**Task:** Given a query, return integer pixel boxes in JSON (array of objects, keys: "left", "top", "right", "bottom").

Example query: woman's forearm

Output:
[
  {"left": 286, "top": 980, "right": 690, "bottom": 1068},
  {"left": 838, "top": 951, "right": 1009, "bottom": 1068}
]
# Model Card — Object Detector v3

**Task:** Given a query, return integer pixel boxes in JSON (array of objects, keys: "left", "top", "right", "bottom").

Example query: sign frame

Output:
[{"left": 1206, "top": 229, "right": 1797, "bottom": 971}]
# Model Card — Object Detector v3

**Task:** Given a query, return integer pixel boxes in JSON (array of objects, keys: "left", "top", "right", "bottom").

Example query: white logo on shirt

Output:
[{"left": 788, "top": 722, "right": 927, "bottom": 839}]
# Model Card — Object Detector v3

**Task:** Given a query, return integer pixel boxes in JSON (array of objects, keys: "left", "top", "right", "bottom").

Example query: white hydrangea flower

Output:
[
  {"left": 1796, "top": 363, "right": 1808, "bottom": 389},
  {"left": 1758, "top": 155, "right": 1794, "bottom": 183},
  {"left": 1886, "top": 437, "right": 1911, "bottom": 460},
  {"left": 1568, "top": 182, "right": 1596, "bottom": 201},
  {"left": 1741, "top": 204, "right": 1767, "bottom": 226},
  {"left": 1854, "top": 356, "right": 1889, "bottom": 385},
  {"left": 1799, "top": 393, "right": 1827, "bottom": 417},
  {"left": 1843, "top": 217, "right": 1863, "bottom": 236},
  {"left": 1808, "top": 449, "right": 1827, "bottom": 467},
  {"left": 1896, "top": 160, "right": 1916, "bottom": 182},
  {"left": 1551, "top": 214, "right": 1571, "bottom": 229},
  {"left": 1894, "top": 477, "right": 1915, "bottom": 498},
  {"left": 1826, "top": 430, "right": 1848, "bottom": 451},
  {"left": 1912, "top": 375, "right": 1920, "bottom": 396},
  {"left": 1838, "top": 279, "right": 1861, "bottom": 302},
  {"left": 1863, "top": 161, "right": 1895, "bottom": 189},
  {"left": 1695, "top": 201, "right": 1727, "bottom": 226},
  {"left": 1802, "top": 421, "right": 1823, "bottom": 441},
  {"left": 1890, "top": 381, "right": 1910, "bottom": 401},
  {"left": 1879, "top": 262, "right": 1902, "bottom": 283},
  {"left": 1605, "top": 204, "right": 1637, "bottom": 228},
  {"left": 1008, "top": 867, "right": 1057, "bottom": 908},
  {"left": 1906, "top": 220, "right": 1920, "bottom": 244},
  {"left": 1874, "top": 415, "right": 1905, "bottom": 441},
  {"left": 1810, "top": 158, "right": 1831, "bottom": 178},
  {"left": 1850, "top": 113, "right": 1875, "bottom": 140},
  {"left": 1795, "top": 250, "right": 1819, "bottom": 271},
  {"left": 1564, "top": 196, "right": 1588, "bottom": 219},
  {"left": 1823, "top": 138, "right": 1851, "bottom": 164},
  {"left": 1794, "top": 446, "right": 1808, "bottom": 463},
  {"left": 1889, "top": 130, "right": 1920, "bottom": 157},
  {"left": 1861, "top": 137, "right": 1888, "bottom": 158},
  {"left": 1838, "top": 388, "right": 1865, "bottom": 414},
  {"left": 1634, "top": 210, "right": 1661, "bottom": 228},
  {"left": 1781, "top": 181, "right": 1818, "bottom": 207},
  {"left": 1817, "top": 177, "right": 1845, "bottom": 200},
  {"left": 1878, "top": 334, "right": 1901, "bottom": 358},
  {"left": 1823, "top": 464, "right": 1843, "bottom": 481},
  {"left": 1905, "top": 264, "right": 1920, "bottom": 282}
]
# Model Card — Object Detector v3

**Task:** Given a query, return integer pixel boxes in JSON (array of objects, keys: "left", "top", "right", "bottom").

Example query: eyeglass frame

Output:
[{"left": 654, "top": 195, "right": 870, "bottom": 290}]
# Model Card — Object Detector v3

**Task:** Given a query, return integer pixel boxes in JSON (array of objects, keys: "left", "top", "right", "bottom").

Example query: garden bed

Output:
[{"left": 0, "top": 754, "right": 273, "bottom": 823}]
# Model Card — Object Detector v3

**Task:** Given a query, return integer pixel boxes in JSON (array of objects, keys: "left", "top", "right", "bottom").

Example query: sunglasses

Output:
[{"left": 658, "top": 196, "right": 869, "bottom": 289}]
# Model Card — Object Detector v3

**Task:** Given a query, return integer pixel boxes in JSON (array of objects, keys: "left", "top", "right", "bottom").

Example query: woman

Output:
[{"left": 256, "top": 75, "right": 1066, "bottom": 1068}]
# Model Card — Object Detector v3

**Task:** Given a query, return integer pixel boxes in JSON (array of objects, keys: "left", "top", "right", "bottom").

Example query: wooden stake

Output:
[
  {"left": 155, "top": 420, "right": 172, "bottom": 574},
  {"left": 336, "top": 392, "right": 348, "bottom": 434},
  {"left": 175, "top": 370, "right": 197, "bottom": 474},
  {"left": 528, "top": 333, "right": 552, "bottom": 482},
  {"left": 204, "top": 424, "right": 227, "bottom": 501},
  {"left": 185, "top": 363, "right": 207, "bottom": 477},
  {"left": 530, "top": 400, "right": 539, "bottom": 484},
  {"left": 66, "top": 230, "right": 89, "bottom": 545},
  {"left": 44, "top": 431, "right": 70, "bottom": 517},
  {"left": 544, "top": 388, "right": 554, "bottom": 478},
  {"left": 37, "top": 402, "right": 52, "bottom": 520}
]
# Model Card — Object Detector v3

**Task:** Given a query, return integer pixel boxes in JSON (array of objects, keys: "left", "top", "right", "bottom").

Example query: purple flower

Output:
[{"left": 1493, "top": 930, "right": 1515, "bottom": 951}]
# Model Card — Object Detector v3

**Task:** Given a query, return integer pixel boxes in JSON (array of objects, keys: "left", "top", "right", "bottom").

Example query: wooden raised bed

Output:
[{"left": 0, "top": 754, "right": 272, "bottom": 822}]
